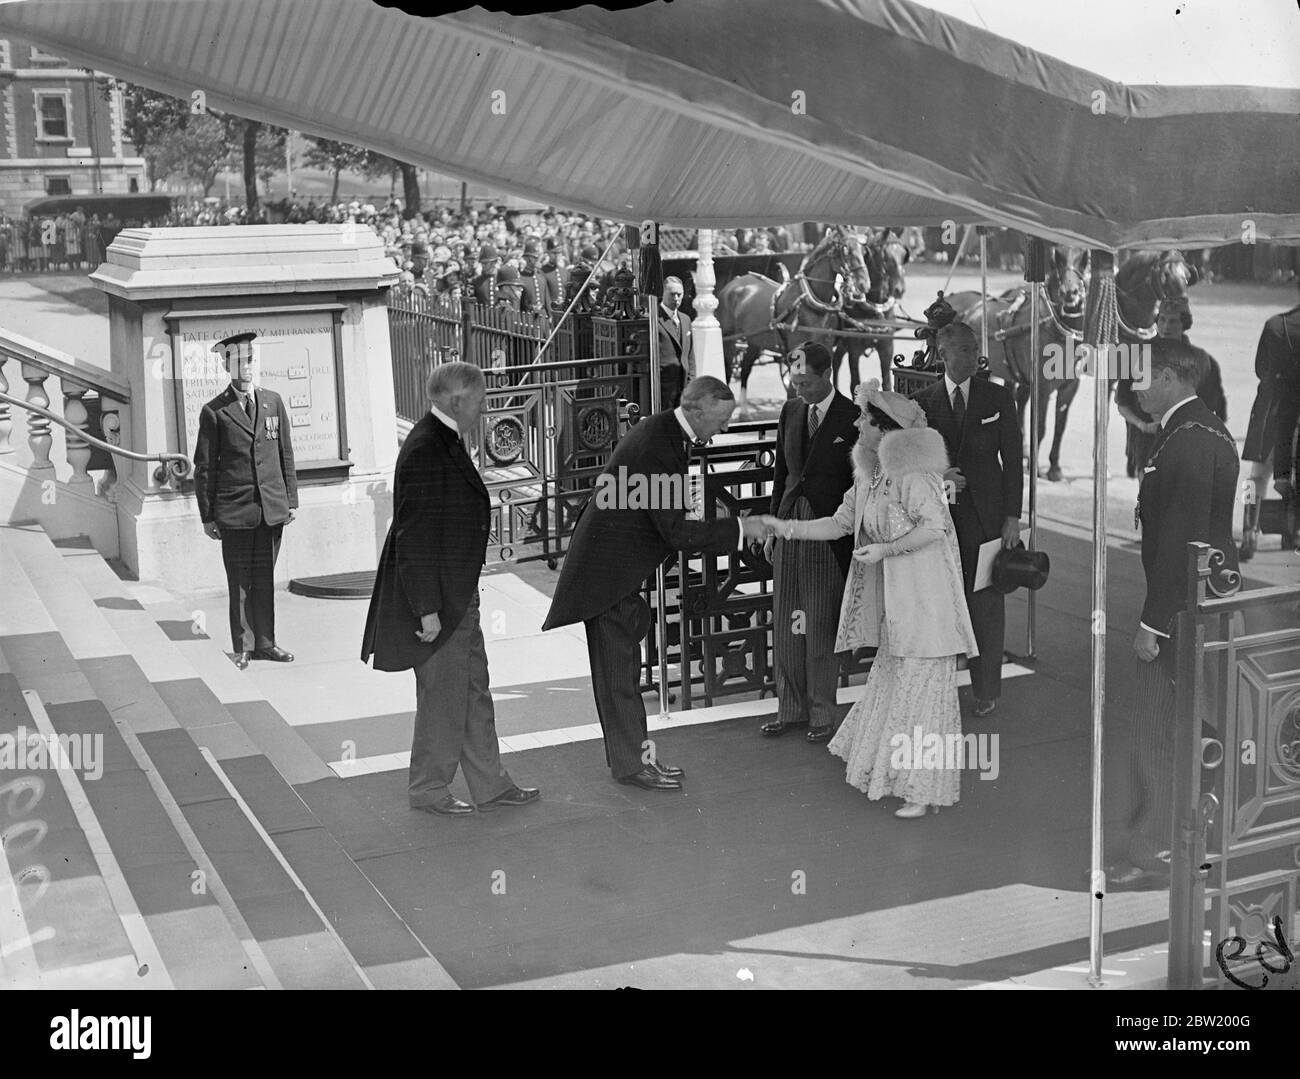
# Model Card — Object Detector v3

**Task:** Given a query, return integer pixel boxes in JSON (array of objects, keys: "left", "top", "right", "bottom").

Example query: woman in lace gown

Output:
[{"left": 777, "top": 380, "right": 977, "bottom": 817}]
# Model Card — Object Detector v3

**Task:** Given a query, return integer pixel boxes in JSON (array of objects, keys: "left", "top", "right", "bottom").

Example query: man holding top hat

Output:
[{"left": 193, "top": 331, "right": 298, "bottom": 670}]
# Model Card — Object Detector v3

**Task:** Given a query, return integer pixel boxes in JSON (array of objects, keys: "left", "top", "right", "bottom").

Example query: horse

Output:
[
  {"left": 830, "top": 229, "right": 909, "bottom": 392},
  {"left": 717, "top": 225, "right": 870, "bottom": 415},
  {"left": 944, "top": 247, "right": 1089, "bottom": 481},
  {"left": 947, "top": 248, "right": 1198, "bottom": 480}
]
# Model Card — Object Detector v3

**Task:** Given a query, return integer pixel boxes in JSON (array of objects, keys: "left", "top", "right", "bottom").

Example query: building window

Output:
[
  {"left": 46, "top": 176, "right": 71, "bottom": 196},
  {"left": 34, "top": 91, "right": 72, "bottom": 141},
  {"left": 129, "top": 176, "right": 140, "bottom": 193}
]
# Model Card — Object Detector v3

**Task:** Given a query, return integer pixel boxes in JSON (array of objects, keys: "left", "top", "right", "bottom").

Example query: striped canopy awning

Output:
[{"left": 0, "top": 0, "right": 1296, "bottom": 249}]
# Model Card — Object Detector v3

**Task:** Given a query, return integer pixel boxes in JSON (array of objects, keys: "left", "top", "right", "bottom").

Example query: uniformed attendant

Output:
[
  {"left": 518, "top": 239, "right": 547, "bottom": 316},
  {"left": 495, "top": 265, "right": 526, "bottom": 312},
  {"left": 541, "top": 240, "right": 565, "bottom": 314},
  {"left": 193, "top": 332, "right": 298, "bottom": 670},
  {"left": 471, "top": 243, "right": 500, "bottom": 306}
]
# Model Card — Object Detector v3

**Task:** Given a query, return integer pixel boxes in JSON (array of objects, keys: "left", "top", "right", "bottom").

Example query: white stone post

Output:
[{"left": 691, "top": 228, "right": 726, "bottom": 381}]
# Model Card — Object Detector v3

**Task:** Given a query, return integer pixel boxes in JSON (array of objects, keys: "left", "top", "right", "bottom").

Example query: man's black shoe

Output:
[
  {"left": 414, "top": 794, "right": 475, "bottom": 816},
  {"left": 617, "top": 767, "right": 682, "bottom": 791},
  {"left": 477, "top": 785, "right": 541, "bottom": 810},
  {"left": 650, "top": 760, "right": 685, "bottom": 779},
  {"left": 760, "top": 719, "right": 807, "bottom": 737},
  {"left": 806, "top": 726, "right": 835, "bottom": 743},
  {"left": 972, "top": 698, "right": 997, "bottom": 718},
  {"left": 252, "top": 645, "right": 295, "bottom": 662}
]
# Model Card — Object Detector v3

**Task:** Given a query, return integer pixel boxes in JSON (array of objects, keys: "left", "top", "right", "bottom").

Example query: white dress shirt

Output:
[
  {"left": 1158, "top": 394, "right": 1199, "bottom": 428},
  {"left": 806, "top": 387, "right": 833, "bottom": 430},
  {"left": 943, "top": 373, "right": 971, "bottom": 410},
  {"left": 675, "top": 407, "right": 744, "bottom": 550},
  {"left": 430, "top": 403, "right": 462, "bottom": 438}
]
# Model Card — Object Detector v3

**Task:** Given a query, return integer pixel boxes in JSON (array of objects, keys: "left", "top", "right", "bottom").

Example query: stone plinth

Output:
[{"left": 90, "top": 225, "right": 400, "bottom": 594}]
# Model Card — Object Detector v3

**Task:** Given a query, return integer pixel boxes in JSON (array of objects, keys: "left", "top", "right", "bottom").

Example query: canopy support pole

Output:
[
  {"left": 643, "top": 223, "right": 672, "bottom": 725},
  {"left": 1024, "top": 237, "right": 1049, "bottom": 659},
  {"left": 978, "top": 227, "right": 990, "bottom": 366},
  {"left": 1083, "top": 248, "right": 1119, "bottom": 987}
]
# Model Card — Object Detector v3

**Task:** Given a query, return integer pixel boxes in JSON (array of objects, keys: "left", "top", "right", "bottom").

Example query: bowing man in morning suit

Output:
[
  {"left": 361, "top": 363, "right": 537, "bottom": 816},
  {"left": 657, "top": 276, "right": 695, "bottom": 409},
  {"left": 1110, "top": 338, "right": 1238, "bottom": 887},
  {"left": 193, "top": 332, "right": 297, "bottom": 670},
  {"left": 760, "top": 342, "right": 859, "bottom": 742},
  {"left": 916, "top": 321, "right": 1023, "bottom": 717},
  {"left": 542, "top": 377, "right": 774, "bottom": 791}
]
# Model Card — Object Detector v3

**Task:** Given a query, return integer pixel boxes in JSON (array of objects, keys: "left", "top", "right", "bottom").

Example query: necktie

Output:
[
  {"left": 807, "top": 403, "right": 820, "bottom": 440},
  {"left": 242, "top": 392, "right": 254, "bottom": 419},
  {"left": 951, "top": 385, "right": 966, "bottom": 427}
]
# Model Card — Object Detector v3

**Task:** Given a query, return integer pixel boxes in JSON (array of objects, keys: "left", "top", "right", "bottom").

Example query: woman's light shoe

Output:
[{"left": 895, "top": 802, "right": 938, "bottom": 818}]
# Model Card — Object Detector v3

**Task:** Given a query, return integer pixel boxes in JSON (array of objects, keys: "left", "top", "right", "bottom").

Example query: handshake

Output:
[{"left": 740, "top": 513, "right": 782, "bottom": 541}]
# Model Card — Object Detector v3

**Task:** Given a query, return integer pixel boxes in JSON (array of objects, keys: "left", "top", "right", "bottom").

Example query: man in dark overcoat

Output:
[
  {"left": 361, "top": 362, "right": 538, "bottom": 816},
  {"left": 542, "top": 377, "right": 772, "bottom": 790}
]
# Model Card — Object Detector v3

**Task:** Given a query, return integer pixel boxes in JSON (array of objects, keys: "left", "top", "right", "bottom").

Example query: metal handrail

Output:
[{"left": 0, "top": 388, "right": 190, "bottom": 486}]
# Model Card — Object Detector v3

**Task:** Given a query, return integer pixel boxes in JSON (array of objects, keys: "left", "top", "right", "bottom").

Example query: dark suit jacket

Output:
[
  {"left": 1258, "top": 305, "right": 1300, "bottom": 480},
  {"left": 770, "top": 391, "right": 858, "bottom": 576},
  {"left": 361, "top": 413, "right": 491, "bottom": 672},
  {"left": 657, "top": 308, "right": 695, "bottom": 378},
  {"left": 1138, "top": 398, "right": 1239, "bottom": 635},
  {"left": 917, "top": 376, "right": 1023, "bottom": 543},
  {"left": 193, "top": 385, "right": 297, "bottom": 529},
  {"left": 542, "top": 409, "right": 741, "bottom": 629}
]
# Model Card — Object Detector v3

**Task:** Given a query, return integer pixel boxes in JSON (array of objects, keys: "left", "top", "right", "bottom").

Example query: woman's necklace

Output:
[{"left": 868, "top": 463, "right": 885, "bottom": 492}]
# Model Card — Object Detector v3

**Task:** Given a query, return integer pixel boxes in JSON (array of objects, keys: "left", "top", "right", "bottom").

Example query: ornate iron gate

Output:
[
  {"left": 639, "top": 422, "right": 873, "bottom": 708},
  {"left": 387, "top": 290, "right": 463, "bottom": 420},
  {"left": 1169, "top": 542, "right": 1300, "bottom": 989},
  {"left": 476, "top": 355, "right": 648, "bottom": 568}
]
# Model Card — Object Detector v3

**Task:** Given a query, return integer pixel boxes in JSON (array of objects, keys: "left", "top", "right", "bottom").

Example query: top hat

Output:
[{"left": 991, "top": 543, "right": 1050, "bottom": 594}]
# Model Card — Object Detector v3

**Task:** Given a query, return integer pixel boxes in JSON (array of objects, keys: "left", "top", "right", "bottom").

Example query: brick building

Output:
[{"left": 0, "top": 35, "right": 145, "bottom": 216}]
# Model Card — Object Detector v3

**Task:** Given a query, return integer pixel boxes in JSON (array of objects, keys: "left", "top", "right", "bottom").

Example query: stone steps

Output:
[{"left": 0, "top": 523, "right": 454, "bottom": 988}]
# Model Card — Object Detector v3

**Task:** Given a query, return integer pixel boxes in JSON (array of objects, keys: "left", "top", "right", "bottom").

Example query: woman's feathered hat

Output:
[{"left": 856, "top": 378, "right": 927, "bottom": 429}]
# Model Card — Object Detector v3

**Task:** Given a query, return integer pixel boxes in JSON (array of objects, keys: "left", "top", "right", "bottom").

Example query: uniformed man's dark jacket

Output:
[
  {"left": 193, "top": 385, "right": 297, "bottom": 529},
  {"left": 471, "top": 272, "right": 496, "bottom": 307},
  {"left": 1137, "top": 397, "right": 1239, "bottom": 635},
  {"left": 361, "top": 413, "right": 490, "bottom": 671}
]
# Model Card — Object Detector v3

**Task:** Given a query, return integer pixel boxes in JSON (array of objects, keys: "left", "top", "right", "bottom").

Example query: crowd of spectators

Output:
[
  {"left": 0, "top": 208, "right": 120, "bottom": 273},
  {"left": 4, "top": 196, "right": 1290, "bottom": 286}
]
